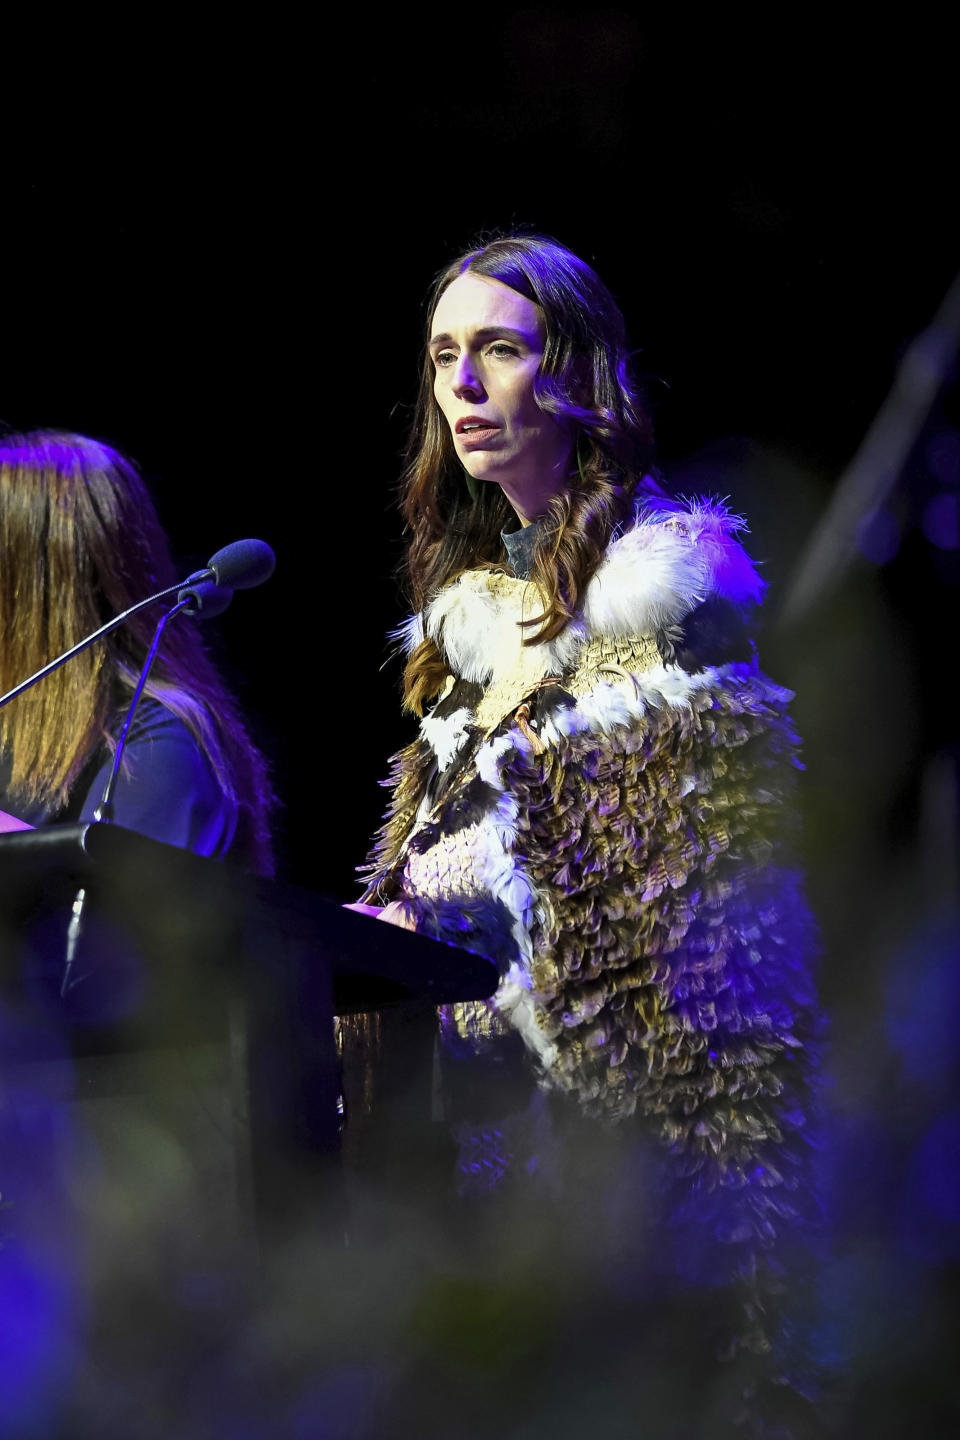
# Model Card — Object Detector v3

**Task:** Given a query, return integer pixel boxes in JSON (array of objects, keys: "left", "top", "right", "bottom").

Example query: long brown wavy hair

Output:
[
  {"left": 400, "top": 233, "right": 666, "bottom": 714},
  {"left": 0, "top": 429, "right": 274, "bottom": 872}
]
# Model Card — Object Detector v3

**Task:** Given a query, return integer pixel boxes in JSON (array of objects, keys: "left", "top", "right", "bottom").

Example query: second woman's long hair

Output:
[
  {"left": 0, "top": 430, "right": 275, "bottom": 872},
  {"left": 400, "top": 234, "right": 665, "bottom": 715}
]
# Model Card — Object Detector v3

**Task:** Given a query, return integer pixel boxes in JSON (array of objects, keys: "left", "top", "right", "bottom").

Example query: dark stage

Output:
[{"left": 2, "top": 13, "right": 958, "bottom": 1437}]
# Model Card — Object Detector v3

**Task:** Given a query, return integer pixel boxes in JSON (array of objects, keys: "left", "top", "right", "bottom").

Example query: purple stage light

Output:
[
  {"left": 855, "top": 507, "right": 900, "bottom": 565},
  {"left": 922, "top": 493, "right": 960, "bottom": 550},
  {"left": 926, "top": 427, "right": 960, "bottom": 488}
]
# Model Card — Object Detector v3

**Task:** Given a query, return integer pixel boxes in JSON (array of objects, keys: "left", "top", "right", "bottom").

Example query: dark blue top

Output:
[
  {"left": 502, "top": 519, "right": 543, "bottom": 580},
  {"left": 0, "top": 700, "right": 238, "bottom": 857}
]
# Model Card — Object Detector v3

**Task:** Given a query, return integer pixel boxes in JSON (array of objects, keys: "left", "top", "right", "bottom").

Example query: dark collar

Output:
[{"left": 501, "top": 518, "right": 544, "bottom": 580}]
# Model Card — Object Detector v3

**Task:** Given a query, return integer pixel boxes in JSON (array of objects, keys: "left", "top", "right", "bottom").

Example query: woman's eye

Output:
[
  {"left": 488, "top": 343, "right": 518, "bottom": 358},
  {"left": 435, "top": 351, "right": 457, "bottom": 368}
]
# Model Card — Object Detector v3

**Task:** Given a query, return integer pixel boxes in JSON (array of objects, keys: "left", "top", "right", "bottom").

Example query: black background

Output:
[
  {"left": 4, "top": 14, "right": 956, "bottom": 922},
  {"left": 4, "top": 13, "right": 960, "bottom": 1431}
]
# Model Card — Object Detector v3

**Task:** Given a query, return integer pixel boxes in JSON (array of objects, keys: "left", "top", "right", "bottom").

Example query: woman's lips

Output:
[{"left": 457, "top": 425, "right": 500, "bottom": 446}]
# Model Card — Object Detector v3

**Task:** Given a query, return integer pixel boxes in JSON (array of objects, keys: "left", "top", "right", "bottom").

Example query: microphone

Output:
[
  {"left": 177, "top": 580, "right": 235, "bottom": 618},
  {"left": 188, "top": 539, "right": 276, "bottom": 591},
  {"left": 3, "top": 536, "right": 273, "bottom": 997},
  {"left": 61, "top": 567, "right": 254, "bottom": 997}
]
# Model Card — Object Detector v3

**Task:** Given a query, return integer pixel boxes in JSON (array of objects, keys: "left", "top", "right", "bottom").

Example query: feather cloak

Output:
[{"left": 359, "top": 499, "right": 825, "bottom": 1417}]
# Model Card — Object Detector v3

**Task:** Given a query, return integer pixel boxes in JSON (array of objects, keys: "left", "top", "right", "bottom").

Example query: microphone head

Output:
[
  {"left": 206, "top": 539, "right": 276, "bottom": 590},
  {"left": 178, "top": 581, "right": 235, "bottom": 619}
]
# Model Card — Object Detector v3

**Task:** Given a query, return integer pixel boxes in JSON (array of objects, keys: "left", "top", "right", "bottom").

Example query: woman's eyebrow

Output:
[{"left": 428, "top": 325, "right": 535, "bottom": 350}]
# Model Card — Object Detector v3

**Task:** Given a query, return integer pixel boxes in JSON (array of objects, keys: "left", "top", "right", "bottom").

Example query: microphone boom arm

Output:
[
  {"left": 0, "top": 578, "right": 193, "bottom": 712},
  {"left": 0, "top": 538, "right": 273, "bottom": 713},
  {"left": 92, "top": 596, "right": 191, "bottom": 824},
  {"left": 61, "top": 582, "right": 231, "bottom": 996}
]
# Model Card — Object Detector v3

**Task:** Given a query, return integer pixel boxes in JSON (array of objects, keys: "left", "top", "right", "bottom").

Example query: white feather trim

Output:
[
  {"left": 536, "top": 664, "right": 719, "bottom": 745},
  {"left": 420, "top": 707, "right": 472, "bottom": 771},
  {"left": 494, "top": 970, "right": 558, "bottom": 1070},
  {"left": 580, "top": 524, "right": 707, "bottom": 638},
  {"left": 475, "top": 732, "right": 517, "bottom": 787},
  {"left": 390, "top": 612, "right": 424, "bottom": 654},
  {"left": 651, "top": 496, "right": 766, "bottom": 608},
  {"left": 463, "top": 809, "right": 536, "bottom": 962},
  {"left": 423, "top": 571, "right": 545, "bottom": 684},
  {"left": 404, "top": 792, "right": 536, "bottom": 964},
  {"left": 412, "top": 499, "right": 764, "bottom": 686}
]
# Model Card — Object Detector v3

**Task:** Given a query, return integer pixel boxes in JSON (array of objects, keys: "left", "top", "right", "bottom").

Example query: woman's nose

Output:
[{"left": 452, "top": 355, "right": 485, "bottom": 399}]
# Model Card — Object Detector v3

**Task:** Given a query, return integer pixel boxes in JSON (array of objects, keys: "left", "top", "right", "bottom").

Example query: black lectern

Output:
[{"left": 0, "top": 823, "right": 496, "bottom": 1258}]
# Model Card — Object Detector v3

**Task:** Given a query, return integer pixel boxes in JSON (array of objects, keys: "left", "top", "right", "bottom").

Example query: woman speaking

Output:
[{"left": 356, "top": 234, "right": 825, "bottom": 1432}]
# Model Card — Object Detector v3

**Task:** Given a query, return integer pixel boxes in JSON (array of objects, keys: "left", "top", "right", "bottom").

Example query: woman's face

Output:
[{"left": 429, "top": 271, "right": 574, "bottom": 524}]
